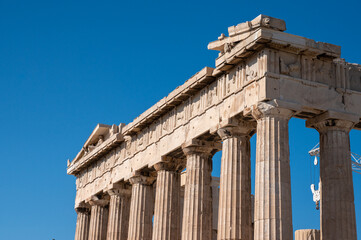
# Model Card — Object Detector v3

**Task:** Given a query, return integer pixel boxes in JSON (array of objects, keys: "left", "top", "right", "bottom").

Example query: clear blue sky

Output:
[{"left": 0, "top": 0, "right": 360, "bottom": 239}]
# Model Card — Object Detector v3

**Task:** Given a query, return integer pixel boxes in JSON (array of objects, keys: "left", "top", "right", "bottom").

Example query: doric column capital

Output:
[
  {"left": 306, "top": 111, "right": 358, "bottom": 133},
  {"left": 181, "top": 139, "right": 222, "bottom": 157},
  {"left": 106, "top": 183, "right": 132, "bottom": 197},
  {"left": 75, "top": 206, "right": 91, "bottom": 214},
  {"left": 87, "top": 195, "right": 109, "bottom": 207},
  {"left": 217, "top": 118, "right": 256, "bottom": 140},
  {"left": 75, "top": 201, "right": 90, "bottom": 212},
  {"left": 129, "top": 172, "right": 156, "bottom": 186},
  {"left": 312, "top": 119, "right": 354, "bottom": 133},
  {"left": 252, "top": 102, "right": 294, "bottom": 120},
  {"left": 154, "top": 156, "right": 184, "bottom": 172}
]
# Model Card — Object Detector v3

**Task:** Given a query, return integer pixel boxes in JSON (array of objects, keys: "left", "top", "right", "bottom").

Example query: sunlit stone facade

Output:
[{"left": 68, "top": 15, "right": 360, "bottom": 240}]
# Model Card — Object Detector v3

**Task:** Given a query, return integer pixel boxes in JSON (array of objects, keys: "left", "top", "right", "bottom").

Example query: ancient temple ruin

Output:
[{"left": 67, "top": 15, "right": 361, "bottom": 240}]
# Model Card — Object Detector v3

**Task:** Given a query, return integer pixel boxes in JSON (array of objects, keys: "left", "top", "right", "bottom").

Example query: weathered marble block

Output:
[{"left": 295, "top": 229, "right": 320, "bottom": 240}]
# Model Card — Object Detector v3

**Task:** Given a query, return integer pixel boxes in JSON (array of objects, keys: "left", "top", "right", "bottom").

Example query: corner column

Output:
[
  {"left": 307, "top": 112, "right": 358, "bottom": 240},
  {"left": 216, "top": 119, "right": 255, "bottom": 240},
  {"left": 127, "top": 173, "right": 155, "bottom": 240},
  {"left": 88, "top": 197, "right": 109, "bottom": 240},
  {"left": 252, "top": 102, "right": 294, "bottom": 240},
  {"left": 74, "top": 205, "right": 91, "bottom": 240},
  {"left": 106, "top": 184, "right": 131, "bottom": 240},
  {"left": 181, "top": 139, "right": 221, "bottom": 240},
  {"left": 152, "top": 159, "right": 182, "bottom": 240}
]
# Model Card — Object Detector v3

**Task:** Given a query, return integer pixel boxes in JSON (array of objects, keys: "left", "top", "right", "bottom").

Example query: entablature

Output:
[{"left": 209, "top": 15, "right": 340, "bottom": 74}]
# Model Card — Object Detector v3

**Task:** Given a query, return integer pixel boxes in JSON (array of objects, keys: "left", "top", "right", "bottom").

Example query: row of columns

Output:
[
  {"left": 75, "top": 187, "right": 131, "bottom": 240},
  {"left": 75, "top": 103, "right": 358, "bottom": 240}
]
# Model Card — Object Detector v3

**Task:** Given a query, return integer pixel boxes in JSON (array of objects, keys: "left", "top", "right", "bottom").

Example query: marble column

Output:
[
  {"left": 88, "top": 197, "right": 109, "bottom": 240},
  {"left": 211, "top": 178, "right": 220, "bottom": 240},
  {"left": 106, "top": 184, "right": 131, "bottom": 240},
  {"left": 251, "top": 194, "right": 254, "bottom": 240},
  {"left": 295, "top": 229, "right": 320, "bottom": 240},
  {"left": 180, "top": 177, "right": 185, "bottom": 240},
  {"left": 181, "top": 139, "right": 221, "bottom": 240},
  {"left": 216, "top": 119, "right": 255, "bottom": 240},
  {"left": 252, "top": 102, "right": 294, "bottom": 240},
  {"left": 74, "top": 206, "right": 91, "bottom": 240},
  {"left": 152, "top": 161, "right": 181, "bottom": 240},
  {"left": 127, "top": 174, "right": 155, "bottom": 240},
  {"left": 307, "top": 112, "right": 358, "bottom": 240}
]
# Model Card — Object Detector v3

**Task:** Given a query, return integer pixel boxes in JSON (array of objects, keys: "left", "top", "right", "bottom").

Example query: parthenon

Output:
[{"left": 67, "top": 15, "right": 361, "bottom": 240}]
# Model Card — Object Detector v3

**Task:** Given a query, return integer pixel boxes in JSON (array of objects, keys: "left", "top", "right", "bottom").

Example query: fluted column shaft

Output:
[
  {"left": 106, "top": 187, "right": 131, "bottom": 240},
  {"left": 180, "top": 182, "right": 185, "bottom": 239},
  {"left": 217, "top": 120, "right": 254, "bottom": 240},
  {"left": 152, "top": 161, "right": 181, "bottom": 240},
  {"left": 312, "top": 119, "right": 357, "bottom": 240},
  {"left": 252, "top": 103, "right": 294, "bottom": 240},
  {"left": 75, "top": 207, "right": 91, "bottom": 240},
  {"left": 88, "top": 199, "right": 109, "bottom": 240},
  {"left": 181, "top": 140, "right": 220, "bottom": 240},
  {"left": 128, "top": 175, "right": 155, "bottom": 240},
  {"left": 212, "top": 179, "right": 220, "bottom": 240}
]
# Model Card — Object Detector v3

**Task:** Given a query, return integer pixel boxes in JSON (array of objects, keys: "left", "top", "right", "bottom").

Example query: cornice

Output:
[
  {"left": 213, "top": 28, "right": 341, "bottom": 73},
  {"left": 67, "top": 132, "right": 124, "bottom": 175}
]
